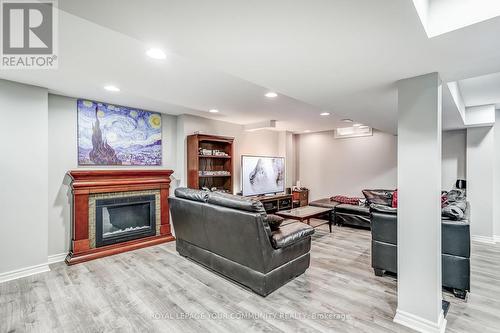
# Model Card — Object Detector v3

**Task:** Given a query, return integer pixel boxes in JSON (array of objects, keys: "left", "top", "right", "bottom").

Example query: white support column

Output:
[
  {"left": 467, "top": 126, "right": 495, "bottom": 243},
  {"left": 278, "top": 131, "right": 297, "bottom": 188},
  {"left": 395, "top": 73, "right": 446, "bottom": 333},
  {"left": 495, "top": 110, "right": 500, "bottom": 242}
]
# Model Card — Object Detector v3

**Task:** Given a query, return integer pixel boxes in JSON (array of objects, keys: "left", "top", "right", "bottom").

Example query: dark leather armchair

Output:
[
  {"left": 169, "top": 188, "right": 314, "bottom": 296},
  {"left": 370, "top": 204, "right": 471, "bottom": 298}
]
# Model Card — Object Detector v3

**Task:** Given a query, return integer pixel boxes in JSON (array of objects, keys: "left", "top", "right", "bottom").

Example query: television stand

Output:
[{"left": 251, "top": 193, "right": 293, "bottom": 214}]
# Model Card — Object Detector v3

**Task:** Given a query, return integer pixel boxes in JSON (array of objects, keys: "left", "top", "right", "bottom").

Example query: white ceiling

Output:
[
  {"left": 415, "top": 0, "right": 500, "bottom": 37},
  {"left": 459, "top": 72, "right": 500, "bottom": 109},
  {"left": 1, "top": 0, "right": 500, "bottom": 134}
]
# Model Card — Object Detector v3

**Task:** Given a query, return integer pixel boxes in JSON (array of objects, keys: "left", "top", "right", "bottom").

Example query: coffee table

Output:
[{"left": 276, "top": 206, "right": 334, "bottom": 232}]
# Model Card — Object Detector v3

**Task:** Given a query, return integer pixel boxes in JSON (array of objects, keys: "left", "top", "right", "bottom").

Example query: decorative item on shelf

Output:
[
  {"left": 212, "top": 149, "right": 229, "bottom": 156},
  {"left": 201, "top": 187, "right": 230, "bottom": 193},
  {"left": 199, "top": 148, "right": 213, "bottom": 156},
  {"left": 455, "top": 179, "right": 466, "bottom": 190},
  {"left": 199, "top": 170, "right": 231, "bottom": 176},
  {"left": 198, "top": 148, "right": 229, "bottom": 157}
]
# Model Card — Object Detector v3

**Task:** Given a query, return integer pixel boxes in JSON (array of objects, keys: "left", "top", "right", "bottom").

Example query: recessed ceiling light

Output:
[
  {"left": 353, "top": 123, "right": 362, "bottom": 127},
  {"left": 146, "top": 48, "right": 166, "bottom": 60},
  {"left": 304, "top": 130, "right": 311, "bottom": 133},
  {"left": 209, "top": 109, "right": 219, "bottom": 113},
  {"left": 320, "top": 112, "right": 331, "bottom": 116},
  {"left": 341, "top": 119, "right": 353, "bottom": 123},
  {"left": 104, "top": 85, "right": 120, "bottom": 92},
  {"left": 265, "top": 92, "right": 278, "bottom": 98}
]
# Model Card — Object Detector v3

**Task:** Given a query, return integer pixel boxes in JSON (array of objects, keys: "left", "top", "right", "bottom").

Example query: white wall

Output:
[
  {"left": 467, "top": 126, "right": 495, "bottom": 240},
  {"left": 0, "top": 80, "right": 49, "bottom": 275},
  {"left": 494, "top": 110, "right": 500, "bottom": 239},
  {"left": 176, "top": 114, "right": 283, "bottom": 193},
  {"left": 442, "top": 130, "right": 466, "bottom": 190},
  {"left": 47, "top": 94, "right": 178, "bottom": 257},
  {"left": 296, "top": 130, "right": 397, "bottom": 200}
]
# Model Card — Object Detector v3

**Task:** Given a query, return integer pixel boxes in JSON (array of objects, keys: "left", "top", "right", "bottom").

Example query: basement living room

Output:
[{"left": 1, "top": 1, "right": 500, "bottom": 333}]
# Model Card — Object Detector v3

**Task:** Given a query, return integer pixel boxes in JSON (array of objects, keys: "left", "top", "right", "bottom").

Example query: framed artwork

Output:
[{"left": 77, "top": 99, "right": 162, "bottom": 166}]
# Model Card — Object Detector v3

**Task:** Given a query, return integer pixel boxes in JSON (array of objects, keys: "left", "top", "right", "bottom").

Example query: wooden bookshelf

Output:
[{"left": 187, "top": 134, "right": 234, "bottom": 193}]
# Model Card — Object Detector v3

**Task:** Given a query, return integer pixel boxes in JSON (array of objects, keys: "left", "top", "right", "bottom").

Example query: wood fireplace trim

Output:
[{"left": 66, "top": 170, "right": 175, "bottom": 265}]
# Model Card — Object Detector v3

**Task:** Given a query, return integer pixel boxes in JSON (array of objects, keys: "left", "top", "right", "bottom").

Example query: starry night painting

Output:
[{"left": 77, "top": 100, "right": 162, "bottom": 166}]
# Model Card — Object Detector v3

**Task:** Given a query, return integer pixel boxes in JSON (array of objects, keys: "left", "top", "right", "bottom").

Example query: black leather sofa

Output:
[
  {"left": 169, "top": 188, "right": 315, "bottom": 296},
  {"left": 309, "top": 198, "right": 371, "bottom": 229},
  {"left": 370, "top": 203, "right": 471, "bottom": 298}
]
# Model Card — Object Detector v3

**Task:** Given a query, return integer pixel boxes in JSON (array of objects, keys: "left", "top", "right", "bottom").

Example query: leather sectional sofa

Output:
[
  {"left": 310, "top": 189, "right": 471, "bottom": 298},
  {"left": 370, "top": 202, "right": 471, "bottom": 298},
  {"left": 169, "top": 188, "right": 315, "bottom": 296},
  {"left": 309, "top": 197, "right": 372, "bottom": 229}
]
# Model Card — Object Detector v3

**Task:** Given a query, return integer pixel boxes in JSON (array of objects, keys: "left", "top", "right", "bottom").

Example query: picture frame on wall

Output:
[{"left": 77, "top": 99, "right": 162, "bottom": 166}]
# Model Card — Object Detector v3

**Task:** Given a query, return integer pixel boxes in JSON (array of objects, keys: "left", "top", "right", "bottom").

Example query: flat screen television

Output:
[{"left": 241, "top": 155, "right": 285, "bottom": 196}]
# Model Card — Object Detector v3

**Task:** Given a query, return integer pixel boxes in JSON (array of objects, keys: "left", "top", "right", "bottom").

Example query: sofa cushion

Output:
[
  {"left": 362, "top": 189, "right": 394, "bottom": 206},
  {"left": 445, "top": 189, "right": 466, "bottom": 203},
  {"left": 207, "top": 192, "right": 266, "bottom": 214},
  {"left": 175, "top": 187, "right": 209, "bottom": 202},
  {"left": 309, "top": 198, "right": 342, "bottom": 209},
  {"left": 271, "top": 222, "right": 314, "bottom": 249},
  {"left": 330, "top": 195, "right": 362, "bottom": 205},
  {"left": 266, "top": 214, "right": 285, "bottom": 231},
  {"left": 335, "top": 203, "right": 370, "bottom": 216},
  {"left": 392, "top": 190, "right": 398, "bottom": 208},
  {"left": 442, "top": 202, "right": 467, "bottom": 220}
]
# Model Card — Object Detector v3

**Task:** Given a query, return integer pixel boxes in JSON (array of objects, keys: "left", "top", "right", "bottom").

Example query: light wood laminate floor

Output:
[{"left": 1, "top": 223, "right": 499, "bottom": 332}]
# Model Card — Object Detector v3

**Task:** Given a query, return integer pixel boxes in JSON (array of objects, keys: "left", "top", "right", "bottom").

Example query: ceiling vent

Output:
[{"left": 334, "top": 126, "right": 372, "bottom": 139}]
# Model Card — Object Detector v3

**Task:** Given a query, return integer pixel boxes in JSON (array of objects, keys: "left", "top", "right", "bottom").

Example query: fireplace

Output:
[
  {"left": 66, "top": 170, "right": 174, "bottom": 265},
  {"left": 95, "top": 194, "right": 156, "bottom": 247}
]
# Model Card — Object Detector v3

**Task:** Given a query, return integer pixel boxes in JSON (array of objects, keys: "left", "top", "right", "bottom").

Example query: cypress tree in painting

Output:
[{"left": 89, "top": 107, "right": 122, "bottom": 165}]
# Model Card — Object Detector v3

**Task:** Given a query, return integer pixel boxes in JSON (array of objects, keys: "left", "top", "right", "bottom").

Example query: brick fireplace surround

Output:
[{"left": 66, "top": 170, "right": 175, "bottom": 265}]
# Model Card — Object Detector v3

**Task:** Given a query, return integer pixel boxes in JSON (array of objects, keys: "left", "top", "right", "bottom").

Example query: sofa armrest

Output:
[
  {"left": 371, "top": 211, "right": 397, "bottom": 244},
  {"left": 442, "top": 221, "right": 470, "bottom": 258},
  {"left": 370, "top": 203, "right": 397, "bottom": 215},
  {"left": 271, "top": 221, "right": 314, "bottom": 249}
]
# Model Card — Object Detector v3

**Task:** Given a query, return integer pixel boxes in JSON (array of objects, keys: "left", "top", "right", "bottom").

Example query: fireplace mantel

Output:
[{"left": 66, "top": 169, "right": 175, "bottom": 265}]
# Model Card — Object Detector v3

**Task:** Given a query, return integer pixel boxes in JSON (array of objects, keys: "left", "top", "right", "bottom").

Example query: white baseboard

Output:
[
  {"left": 471, "top": 235, "right": 496, "bottom": 244},
  {"left": 0, "top": 263, "right": 50, "bottom": 284},
  {"left": 47, "top": 253, "right": 67, "bottom": 265},
  {"left": 0, "top": 253, "right": 66, "bottom": 284},
  {"left": 394, "top": 309, "right": 446, "bottom": 333}
]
